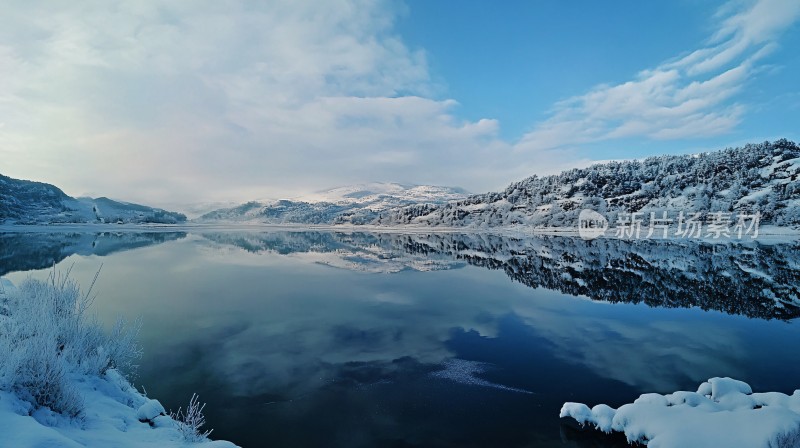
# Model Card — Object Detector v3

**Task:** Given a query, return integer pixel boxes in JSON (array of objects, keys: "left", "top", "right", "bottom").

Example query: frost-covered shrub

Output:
[
  {"left": 170, "top": 394, "right": 213, "bottom": 442},
  {"left": 7, "top": 332, "right": 83, "bottom": 417},
  {"left": 0, "top": 271, "right": 142, "bottom": 417}
]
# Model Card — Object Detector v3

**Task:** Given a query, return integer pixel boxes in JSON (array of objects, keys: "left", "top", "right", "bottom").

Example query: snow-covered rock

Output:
[
  {"left": 560, "top": 377, "right": 800, "bottom": 447},
  {"left": 136, "top": 399, "right": 166, "bottom": 423}
]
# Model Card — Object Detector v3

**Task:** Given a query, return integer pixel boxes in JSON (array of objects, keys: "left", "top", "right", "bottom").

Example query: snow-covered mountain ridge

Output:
[
  {"left": 196, "top": 183, "right": 467, "bottom": 224},
  {"left": 377, "top": 139, "right": 800, "bottom": 228},
  {"left": 295, "top": 183, "right": 467, "bottom": 206},
  {"left": 0, "top": 173, "right": 186, "bottom": 224}
]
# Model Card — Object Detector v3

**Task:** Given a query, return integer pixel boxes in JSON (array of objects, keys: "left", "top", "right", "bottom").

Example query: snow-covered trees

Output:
[{"left": 377, "top": 139, "right": 800, "bottom": 228}]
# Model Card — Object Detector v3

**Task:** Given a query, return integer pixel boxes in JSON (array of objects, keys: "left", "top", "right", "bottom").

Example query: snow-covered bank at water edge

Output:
[
  {"left": 560, "top": 377, "right": 800, "bottom": 447},
  {"left": 0, "top": 277, "right": 238, "bottom": 447},
  {"left": 0, "top": 373, "right": 236, "bottom": 448}
]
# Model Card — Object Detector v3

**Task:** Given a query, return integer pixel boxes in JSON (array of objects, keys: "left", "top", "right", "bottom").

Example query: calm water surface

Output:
[{"left": 2, "top": 230, "right": 800, "bottom": 447}]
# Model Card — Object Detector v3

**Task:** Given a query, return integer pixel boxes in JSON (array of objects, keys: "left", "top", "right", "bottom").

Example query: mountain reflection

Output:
[
  {"left": 2, "top": 229, "right": 797, "bottom": 320},
  {"left": 202, "top": 231, "right": 800, "bottom": 320},
  {"left": 0, "top": 231, "right": 187, "bottom": 276}
]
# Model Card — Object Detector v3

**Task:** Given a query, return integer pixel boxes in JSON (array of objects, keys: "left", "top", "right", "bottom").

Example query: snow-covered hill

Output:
[
  {"left": 0, "top": 174, "right": 187, "bottom": 224},
  {"left": 78, "top": 197, "right": 187, "bottom": 224},
  {"left": 377, "top": 139, "right": 800, "bottom": 228},
  {"left": 196, "top": 183, "right": 467, "bottom": 225}
]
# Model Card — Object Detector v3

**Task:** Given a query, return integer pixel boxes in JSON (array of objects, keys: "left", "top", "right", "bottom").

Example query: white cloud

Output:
[
  {"left": 517, "top": 0, "right": 800, "bottom": 152},
  {"left": 1, "top": 0, "right": 796, "bottom": 205},
  {"left": 1, "top": 0, "right": 546, "bottom": 204}
]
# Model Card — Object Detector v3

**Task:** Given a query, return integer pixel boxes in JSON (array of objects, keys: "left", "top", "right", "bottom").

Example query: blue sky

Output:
[
  {"left": 397, "top": 0, "right": 800, "bottom": 158},
  {"left": 0, "top": 0, "right": 798, "bottom": 205},
  {"left": 397, "top": 1, "right": 718, "bottom": 140}
]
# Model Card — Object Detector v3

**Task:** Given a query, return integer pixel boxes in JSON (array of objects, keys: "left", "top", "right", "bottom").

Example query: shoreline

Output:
[
  {"left": 1, "top": 222, "right": 799, "bottom": 243},
  {"left": 0, "top": 277, "right": 239, "bottom": 448}
]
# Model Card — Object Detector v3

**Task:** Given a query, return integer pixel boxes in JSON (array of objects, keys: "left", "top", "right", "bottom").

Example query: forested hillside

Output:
[{"left": 377, "top": 140, "right": 800, "bottom": 228}]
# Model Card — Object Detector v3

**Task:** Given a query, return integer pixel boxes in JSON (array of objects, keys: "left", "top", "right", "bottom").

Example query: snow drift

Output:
[{"left": 561, "top": 377, "right": 800, "bottom": 447}]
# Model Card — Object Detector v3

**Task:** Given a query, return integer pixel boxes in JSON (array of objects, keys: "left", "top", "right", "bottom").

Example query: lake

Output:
[{"left": 2, "top": 230, "right": 800, "bottom": 447}]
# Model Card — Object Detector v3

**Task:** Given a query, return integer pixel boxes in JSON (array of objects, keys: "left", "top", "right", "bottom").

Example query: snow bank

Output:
[
  {"left": 0, "top": 372, "right": 237, "bottom": 447},
  {"left": 560, "top": 377, "right": 800, "bottom": 447},
  {"left": 0, "top": 277, "right": 239, "bottom": 447}
]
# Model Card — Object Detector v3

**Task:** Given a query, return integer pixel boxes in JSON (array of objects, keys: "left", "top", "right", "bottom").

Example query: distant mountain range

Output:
[
  {"left": 5, "top": 140, "right": 800, "bottom": 229},
  {"left": 195, "top": 139, "right": 800, "bottom": 229},
  {"left": 195, "top": 183, "right": 468, "bottom": 225},
  {"left": 0, "top": 173, "right": 186, "bottom": 224}
]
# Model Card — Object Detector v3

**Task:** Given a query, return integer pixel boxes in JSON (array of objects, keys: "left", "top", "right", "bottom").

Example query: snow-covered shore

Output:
[
  {"left": 0, "top": 374, "right": 236, "bottom": 448},
  {"left": 0, "top": 277, "right": 238, "bottom": 448},
  {"left": 561, "top": 377, "right": 800, "bottom": 448}
]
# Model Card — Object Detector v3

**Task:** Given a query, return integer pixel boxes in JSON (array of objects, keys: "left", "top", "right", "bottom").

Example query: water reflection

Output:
[
  {"left": 202, "top": 231, "right": 467, "bottom": 273},
  {"left": 201, "top": 231, "right": 800, "bottom": 320},
  {"left": 2, "top": 230, "right": 799, "bottom": 447},
  {"left": 0, "top": 231, "right": 186, "bottom": 276},
  {"left": 4, "top": 230, "right": 797, "bottom": 320}
]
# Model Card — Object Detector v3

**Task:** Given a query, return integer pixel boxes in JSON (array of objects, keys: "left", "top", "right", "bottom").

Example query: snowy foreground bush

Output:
[
  {"left": 561, "top": 377, "right": 800, "bottom": 448},
  {"left": 0, "top": 275, "right": 238, "bottom": 447}
]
